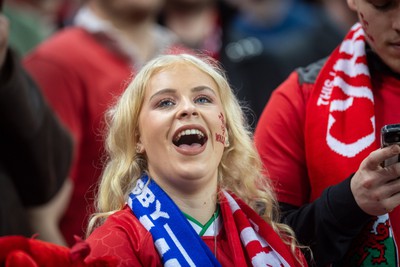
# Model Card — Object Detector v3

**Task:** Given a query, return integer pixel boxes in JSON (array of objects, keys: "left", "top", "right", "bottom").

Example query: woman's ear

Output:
[{"left": 136, "top": 139, "right": 145, "bottom": 154}]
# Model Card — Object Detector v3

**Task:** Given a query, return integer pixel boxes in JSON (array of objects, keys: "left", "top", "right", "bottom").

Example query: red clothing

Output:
[
  {"left": 254, "top": 65, "right": 400, "bottom": 207},
  {"left": 85, "top": 206, "right": 235, "bottom": 267},
  {"left": 23, "top": 27, "right": 184, "bottom": 245}
]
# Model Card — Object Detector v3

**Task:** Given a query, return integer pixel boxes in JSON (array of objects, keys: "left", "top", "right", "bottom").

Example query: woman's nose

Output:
[
  {"left": 392, "top": 6, "right": 400, "bottom": 31},
  {"left": 177, "top": 99, "right": 198, "bottom": 119}
]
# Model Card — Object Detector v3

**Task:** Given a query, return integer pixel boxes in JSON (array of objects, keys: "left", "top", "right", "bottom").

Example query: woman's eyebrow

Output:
[
  {"left": 149, "top": 86, "right": 217, "bottom": 101},
  {"left": 149, "top": 88, "right": 176, "bottom": 101},
  {"left": 191, "top": 86, "right": 217, "bottom": 96}
]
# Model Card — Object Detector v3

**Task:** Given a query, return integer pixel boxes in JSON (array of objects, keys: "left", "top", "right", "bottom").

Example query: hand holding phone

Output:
[{"left": 381, "top": 123, "right": 400, "bottom": 166}]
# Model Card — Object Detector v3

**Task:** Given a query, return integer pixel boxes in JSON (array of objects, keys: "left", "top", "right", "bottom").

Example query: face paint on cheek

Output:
[
  {"left": 216, "top": 133, "right": 225, "bottom": 145},
  {"left": 360, "top": 13, "right": 369, "bottom": 27},
  {"left": 215, "top": 112, "right": 226, "bottom": 145},
  {"left": 360, "top": 12, "right": 375, "bottom": 42}
]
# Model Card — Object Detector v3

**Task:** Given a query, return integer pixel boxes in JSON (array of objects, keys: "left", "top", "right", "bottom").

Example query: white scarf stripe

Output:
[
  {"left": 164, "top": 224, "right": 196, "bottom": 267},
  {"left": 241, "top": 227, "right": 260, "bottom": 246},
  {"left": 333, "top": 59, "right": 369, "bottom": 77},
  {"left": 223, "top": 192, "right": 240, "bottom": 212},
  {"left": 334, "top": 76, "right": 374, "bottom": 102}
]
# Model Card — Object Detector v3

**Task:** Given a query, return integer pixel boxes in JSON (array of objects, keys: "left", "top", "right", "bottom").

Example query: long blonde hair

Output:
[{"left": 87, "top": 53, "right": 302, "bottom": 259}]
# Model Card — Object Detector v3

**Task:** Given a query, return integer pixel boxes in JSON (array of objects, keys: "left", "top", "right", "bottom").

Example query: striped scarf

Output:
[
  {"left": 128, "top": 174, "right": 304, "bottom": 266},
  {"left": 305, "top": 23, "right": 399, "bottom": 266},
  {"left": 219, "top": 191, "right": 304, "bottom": 266}
]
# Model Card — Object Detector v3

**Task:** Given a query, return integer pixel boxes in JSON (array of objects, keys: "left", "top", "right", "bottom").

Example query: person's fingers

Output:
[
  {"left": 378, "top": 163, "right": 400, "bottom": 211},
  {"left": 362, "top": 145, "right": 400, "bottom": 172},
  {"left": 351, "top": 147, "right": 400, "bottom": 216}
]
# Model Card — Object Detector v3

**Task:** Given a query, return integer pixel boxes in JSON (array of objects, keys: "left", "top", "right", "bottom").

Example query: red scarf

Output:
[
  {"left": 305, "top": 23, "right": 399, "bottom": 266},
  {"left": 219, "top": 191, "right": 306, "bottom": 267}
]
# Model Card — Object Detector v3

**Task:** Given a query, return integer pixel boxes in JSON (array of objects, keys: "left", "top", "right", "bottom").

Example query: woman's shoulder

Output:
[
  {"left": 88, "top": 205, "right": 149, "bottom": 240},
  {"left": 85, "top": 205, "right": 159, "bottom": 266}
]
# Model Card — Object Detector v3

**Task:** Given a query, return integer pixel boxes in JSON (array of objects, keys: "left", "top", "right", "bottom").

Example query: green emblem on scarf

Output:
[{"left": 334, "top": 215, "right": 397, "bottom": 267}]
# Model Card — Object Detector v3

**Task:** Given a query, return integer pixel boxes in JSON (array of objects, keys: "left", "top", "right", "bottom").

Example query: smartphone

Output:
[{"left": 381, "top": 123, "right": 400, "bottom": 166}]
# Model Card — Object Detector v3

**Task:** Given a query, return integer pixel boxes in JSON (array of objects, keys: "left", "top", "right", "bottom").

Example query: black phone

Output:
[{"left": 381, "top": 123, "right": 400, "bottom": 166}]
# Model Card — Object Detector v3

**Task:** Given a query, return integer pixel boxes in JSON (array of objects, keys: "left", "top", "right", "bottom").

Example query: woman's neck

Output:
[
  {"left": 173, "top": 191, "right": 218, "bottom": 225},
  {"left": 154, "top": 176, "right": 219, "bottom": 225}
]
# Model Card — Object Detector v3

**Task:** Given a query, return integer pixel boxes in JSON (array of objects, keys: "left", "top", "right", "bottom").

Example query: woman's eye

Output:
[
  {"left": 371, "top": 0, "right": 392, "bottom": 10},
  {"left": 195, "top": 95, "right": 212, "bottom": 104},
  {"left": 157, "top": 99, "right": 175, "bottom": 108}
]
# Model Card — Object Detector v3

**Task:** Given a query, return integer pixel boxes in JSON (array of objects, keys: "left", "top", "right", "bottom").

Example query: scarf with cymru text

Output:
[
  {"left": 305, "top": 23, "right": 399, "bottom": 266},
  {"left": 127, "top": 174, "right": 305, "bottom": 266}
]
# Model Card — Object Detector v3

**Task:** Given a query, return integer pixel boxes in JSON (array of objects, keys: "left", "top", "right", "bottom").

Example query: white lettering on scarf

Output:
[
  {"left": 132, "top": 180, "right": 185, "bottom": 264},
  {"left": 151, "top": 200, "right": 170, "bottom": 220},
  {"left": 155, "top": 238, "right": 170, "bottom": 254},
  {"left": 317, "top": 72, "right": 335, "bottom": 106},
  {"left": 252, "top": 252, "right": 283, "bottom": 267}
]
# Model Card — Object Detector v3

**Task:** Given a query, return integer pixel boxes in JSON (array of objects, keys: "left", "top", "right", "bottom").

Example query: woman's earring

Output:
[
  {"left": 224, "top": 137, "right": 230, "bottom": 147},
  {"left": 223, "top": 131, "right": 230, "bottom": 147}
]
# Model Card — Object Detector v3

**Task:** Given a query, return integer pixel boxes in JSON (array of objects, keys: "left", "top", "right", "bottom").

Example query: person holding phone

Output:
[{"left": 254, "top": 0, "right": 400, "bottom": 266}]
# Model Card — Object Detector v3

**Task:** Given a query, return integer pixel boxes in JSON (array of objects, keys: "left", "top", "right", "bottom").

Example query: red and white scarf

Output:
[
  {"left": 305, "top": 23, "right": 399, "bottom": 266},
  {"left": 219, "top": 191, "right": 306, "bottom": 267}
]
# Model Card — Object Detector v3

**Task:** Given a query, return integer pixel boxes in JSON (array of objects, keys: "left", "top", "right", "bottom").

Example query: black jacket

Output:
[{"left": 0, "top": 49, "right": 73, "bottom": 236}]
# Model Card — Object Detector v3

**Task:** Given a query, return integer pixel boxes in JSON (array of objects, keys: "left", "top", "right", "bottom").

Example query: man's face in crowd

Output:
[
  {"left": 347, "top": 0, "right": 400, "bottom": 73},
  {"left": 95, "top": 0, "right": 165, "bottom": 22}
]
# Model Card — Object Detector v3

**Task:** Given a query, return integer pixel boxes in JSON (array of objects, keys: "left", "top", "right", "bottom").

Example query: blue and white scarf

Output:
[{"left": 127, "top": 175, "right": 221, "bottom": 267}]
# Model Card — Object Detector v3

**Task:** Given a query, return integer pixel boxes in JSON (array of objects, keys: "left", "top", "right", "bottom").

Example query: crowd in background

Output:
[{"left": 4, "top": 0, "right": 358, "bottom": 125}]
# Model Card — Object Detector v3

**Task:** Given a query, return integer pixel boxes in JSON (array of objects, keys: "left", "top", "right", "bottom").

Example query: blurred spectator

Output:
[
  {"left": 23, "top": 0, "right": 186, "bottom": 246},
  {"left": 218, "top": 0, "right": 357, "bottom": 129},
  {"left": 315, "top": 0, "right": 358, "bottom": 33},
  {"left": 56, "top": 0, "right": 85, "bottom": 28},
  {"left": 159, "top": 0, "right": 221, "bottom": 59},
  {"left": 3, "top": 0, "right": 64, "bottom": 56},
  {"left": 0, "top": 14, "right": 73, "bottom": 246}
]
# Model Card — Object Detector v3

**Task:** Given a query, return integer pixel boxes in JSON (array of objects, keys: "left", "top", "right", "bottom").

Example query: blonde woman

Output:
[{"left": 85, "top": 53, "right": 307, "bottom": 267}]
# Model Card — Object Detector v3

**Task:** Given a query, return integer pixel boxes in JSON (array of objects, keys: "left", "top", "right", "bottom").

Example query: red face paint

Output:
[
  {"left": 216, "top": 133, "right": 225, "bottom": 145},
  {"left": 215, "top": 112, "right": 226, "bottom": 145},
  {"left": 360, "top": 12, "right": 375, "bottom": 42},
  {"left": 360, "top": 13, "right": 369, "bottom": 27}
]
